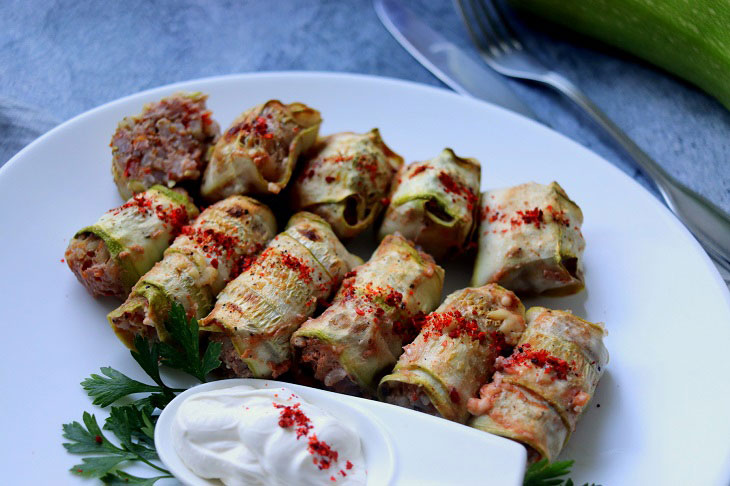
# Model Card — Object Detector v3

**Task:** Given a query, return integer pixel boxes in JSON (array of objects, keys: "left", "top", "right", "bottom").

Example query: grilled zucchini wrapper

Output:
[
  {"left": 65, "top": 185, "right": 198, "bottom": 299},
  {"left": 468, "top": 380, "right": 568, "bottom": 463},
  {"left": 199, "top": 212, "right": 362, "bottom": 379},
  {"left": 201, "top": 100, "right": 322, "bottom": 200},
  {"left": 378, "top": 284, "right": 525, "bottom": 423},
  {"left": 108, "top": 196, "right": 277, "bottom": 348},
  {"left": 290, "top": 129, "right": 403, "bottom": 239},
  {"left": 467, "top": 307, "right": 608, "bottom": 462},
  {"left": 378, "top": 148, "right": 480, "bottom": 260},
  {"left": 471, "top": 181, "right": 585, "bottom": 296},
  {"left": 291, "top": 234, "right": 445, "bottom": 396}
]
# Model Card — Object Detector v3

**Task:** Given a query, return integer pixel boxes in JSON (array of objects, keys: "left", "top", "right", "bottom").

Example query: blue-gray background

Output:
[{"left": 2, "top": 0, "right": 728, "bottom": 211}]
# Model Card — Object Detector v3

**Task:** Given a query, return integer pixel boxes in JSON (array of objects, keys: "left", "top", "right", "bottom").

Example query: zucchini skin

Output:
[
  {"left": 108, "top": 196, "right": 277, "bottom": 348},
  {"left": 290, "top": 129, "right": 403, "bottom": 239},
  {"left": 379, "top": 148, "right": 481, "bottom": 261},
  {"left": 199, "top": 212, "right": 361, "bottom": 379},
  {"left": 65, "top": 185, "right": 199, "bottom": 299},
  {"left": 509, "top": 0, "right": 730, "bottom": 109},
  {"left": 291, "top": 234, "right": 445, "bottom": 396},
  {"left": 201, "top": 100, "right": 322, "bottom": 200},
  {"left": 378, "top": 284, "right": 526, "bottom": 424}
]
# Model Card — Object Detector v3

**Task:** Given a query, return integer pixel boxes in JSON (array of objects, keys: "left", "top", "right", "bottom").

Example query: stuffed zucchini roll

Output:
[
  {"left": 471, "top": 182, "right": 585, "bottom": 295},
  {"left": 378, "top": 284, "right": 525, "bottom": 423},
  {"left": 65, "top": 186, "right": 198, "bottom": 299},
  {"left": 378, "top": 149, "right": 480, "bottom": 260},
  {"left": 468, "top": 379, "right": 568, "bottom": 463},
  {"left": 108, "top": 196, "right": 277, "bottom": 348},
  {"left": 291, "top": 234, "right": 445, "bottom": 397},
  {"left": 290, "top": 129, "right": 403, "bottom": 239},
  {"left": 467, "top": 307, "right": 608, "bottom": 462},
  {"left": 199, "top": 212, "right": 362, "bottom": 379},
  {"left": 201, "top": 100, "right": 321, "bottom": 200},
  {"left": 111, "top": 92, "right": 220, "bottom": 200}
]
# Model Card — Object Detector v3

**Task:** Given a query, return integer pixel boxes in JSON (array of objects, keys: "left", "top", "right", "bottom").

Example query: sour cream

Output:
[{"left": 171, "top": 385, "right": 367, "bottom": 486}]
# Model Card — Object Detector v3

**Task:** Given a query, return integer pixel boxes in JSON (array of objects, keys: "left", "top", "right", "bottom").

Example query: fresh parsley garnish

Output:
[
  {"left": 523, "top": 459, "right": 599, "bottom": 486},
  {"left": 62, "top": 410, "right": 171, "bottom": 482},
  {"left": 63, "top": 302, "right": 220, "bottom": 483},
  {"left": 159, "top": 302, "right": 222, "bottom": 382}
]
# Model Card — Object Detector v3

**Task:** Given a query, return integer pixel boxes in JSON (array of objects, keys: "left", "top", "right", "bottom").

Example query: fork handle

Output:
[{"left": 543, "top": 71, "right": 730, "bottom": 280}]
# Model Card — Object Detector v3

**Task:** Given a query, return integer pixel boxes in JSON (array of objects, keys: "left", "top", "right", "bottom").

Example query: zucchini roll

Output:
[
  {"left": 378, "top": 149, "right": 480, "bottom": 260},
  {"left": 108, "top": 196, "right": 277, "bottom": 348},
  {"left": 201, "top": 100, "right": 321, "bottom": 200},
  {"left": 111, "top": 92, "right": 220, "bottom": 200},
  {"left": 378, "top": 284, "right": 525, "bottom": 423},
  {"left": 290, "top": 129, "right": 403, "bottom": 239},
  {"left": 471, "top": 181, "right": 585, "bottom": 295},
  {"left": 199, "top": 212, "right": 362, "bottom": 379},
  {"left": 65, "top": 185, "right": 198, "bottom": 299},
  {"left": 291, "top": 234, "right": 445, "bottom": 397},
  {"left": 468, "top": 307, "right": 608, "bottom": 462}
]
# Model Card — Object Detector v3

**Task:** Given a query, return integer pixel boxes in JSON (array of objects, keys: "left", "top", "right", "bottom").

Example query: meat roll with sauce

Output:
[
  {"left": 290, "top": 129, "right": 403, "bottom": 239},
  {"left": 471, "top": 182, "right": 585, "bottom": 295},
  {"left": 378, "top": 149, "right": 480, "bottom": 260},
  {"left": 108, "top": 196, "right": 276, "bottom": 348},
  {"left": 291, "top": 234, "right": 444, "bottom": 397},
  {"left": 378, "top": 284, "right": 525, "bottom": 423},
  {"left": 65, "top": 185, "right": 198, "bottom": 299},
  {"left": 199, "top": 212, "right": 362, "bottom": 379},
  {"left": 468, "top": 307, "right": 608, "bottom": 462},
  {"left": 111, "top": 92, "right": 220, "bottom": 200},
  {"left": 201, "top": 100, "right": 321, "bottom": 200}
]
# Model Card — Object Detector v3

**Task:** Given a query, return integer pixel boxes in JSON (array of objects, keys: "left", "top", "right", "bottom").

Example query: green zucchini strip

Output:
[
  {"left": 291, "top": 234, "right": 445, "bottom": 397},
  {"left": 65, "top": 185, "right": 198, "bottom": 299},
  {"left": 471, "top": 181, "right": 585, "bottom": 296},
  {"left": 201, "top": 100, "right": 321, "bottom": 200},
  {"left": 467, "top": 307, "right": 608, "bottom": 462},
  {"left": 290, "top": 129, "right": 403, "bottom": 239},
  {"left": 199, "top": 212, "right": 361, "bottom": 379},
  {"left": 108, "top": 196, "right": 276, "bottom": 348},
  {"left": 378, "top": 148, "right": 480, "bottom": 260},
  {"left": 378, "top": 284, "right": 525, "bottom": 423}
]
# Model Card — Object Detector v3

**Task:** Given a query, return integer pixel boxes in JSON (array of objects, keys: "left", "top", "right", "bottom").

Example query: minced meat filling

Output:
[
  {"left": 293, "top": 337, "right": 364, "bottom": 397},
  {"left": 212, "top": 334, "right": 254, "bottom": 378},
  {"left": 111, "top": 93, "right": 220, "bottom": 196},
  {"left": 381, "top": 382, "right": 440, "bottom": 417},
  {"left": 65, "top": 233, "right": 125, "bottom": 298}
]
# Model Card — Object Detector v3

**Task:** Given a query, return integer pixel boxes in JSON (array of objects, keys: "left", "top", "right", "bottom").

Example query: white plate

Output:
[{"left": 1, "top": 72, "right": 729, "bottom": 485}]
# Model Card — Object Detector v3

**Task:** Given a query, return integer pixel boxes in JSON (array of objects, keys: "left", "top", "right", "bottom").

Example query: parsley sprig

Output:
[
  {"left": 62, "top": 302, "right": 221, "bottom": 484},
  {"left": 523, "top": 459, "right": 599, "bottom": 486}
]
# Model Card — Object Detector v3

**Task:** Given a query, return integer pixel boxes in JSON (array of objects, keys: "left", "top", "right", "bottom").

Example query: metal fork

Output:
[{"left": 456, "top": 0, "right": 730, "bottom": 281}]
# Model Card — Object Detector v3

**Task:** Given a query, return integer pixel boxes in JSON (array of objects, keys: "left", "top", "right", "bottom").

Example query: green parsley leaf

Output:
[
  {"left": 159, "top": 301, "right": 221, "bottom": 382},
  {"left": 82, "top": 367, "right": 163, "bottom": 407},
  {"left": 62, "top": 412, "right": 121, "bottom": 455},
  {"left": 523, "top": 459, "right": 574, "bottom": 486},
  {"left": 104, "top": 406, "right": 157, "bottom": 458},
  {"left": 70, "top": 455, "right": 135, "bottom": 478},
  {"left": 131, "top": 335, "right": 167, "bottom": 390},
  {"left": 100, "top": 470, "right": 173, "bottom": 485}
]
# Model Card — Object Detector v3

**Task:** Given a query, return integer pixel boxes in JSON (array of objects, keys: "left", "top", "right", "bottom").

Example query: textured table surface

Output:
[{"left": 1, "top": 0, "right": 728, "bottom": 213}]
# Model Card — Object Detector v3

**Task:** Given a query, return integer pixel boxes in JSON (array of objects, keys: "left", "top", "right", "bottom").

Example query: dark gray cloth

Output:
[{"left": 1, "top": 0, "right": 728, "bottom": 212}]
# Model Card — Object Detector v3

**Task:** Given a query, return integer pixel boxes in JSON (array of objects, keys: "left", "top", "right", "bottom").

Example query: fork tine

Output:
[
  {"left": 490, "top": 0, "right": 523, "bottom": 50},
  {"left": 455, "top": 0, "right": 501, "bottom": 58},
  {"left": 472, "top": 0, "right": 516, "bottom": 53},
  {"left": 467, "top": 0, "right": 508, "bottom": 55}
]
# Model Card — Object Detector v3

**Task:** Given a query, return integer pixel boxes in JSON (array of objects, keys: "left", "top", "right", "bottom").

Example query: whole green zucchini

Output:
[{"left": 509, "top": 0, "right": 730, "bottom": 109}]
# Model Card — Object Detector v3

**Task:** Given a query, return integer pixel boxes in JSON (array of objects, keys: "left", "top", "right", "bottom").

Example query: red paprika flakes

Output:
[
  {"left": 499, "top": 343, "right": 574, "bottom": 380},
  {"left": 438, "top": 171, "right": 478, "bottom": 210}
]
